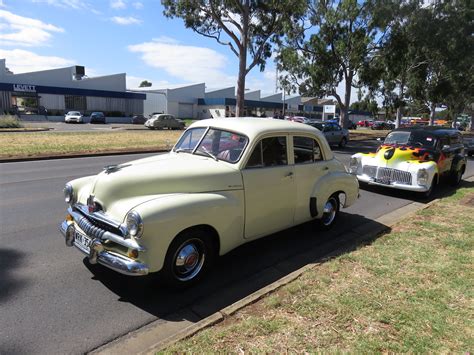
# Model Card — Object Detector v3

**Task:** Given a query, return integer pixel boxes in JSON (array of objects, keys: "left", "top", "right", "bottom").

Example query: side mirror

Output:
[
  {"left": 376, "top": 137, "right": 382, "bottom": 142},
  {"left": 442, "top": 144, "right": 450, "bottom": 152}
]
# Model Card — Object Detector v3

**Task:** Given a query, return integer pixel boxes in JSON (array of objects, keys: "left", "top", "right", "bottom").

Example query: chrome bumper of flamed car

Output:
[{"left": 59, "top": 212, "right": 149, "bottom": 276}]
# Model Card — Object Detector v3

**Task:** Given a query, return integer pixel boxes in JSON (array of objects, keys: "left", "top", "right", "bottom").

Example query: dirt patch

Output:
[{"left": 459, "top": 193, "right": 474, "bottom": 207}]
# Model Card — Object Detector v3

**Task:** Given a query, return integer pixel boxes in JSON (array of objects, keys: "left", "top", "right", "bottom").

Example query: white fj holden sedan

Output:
[{"left": 60, "top": 118, "right": 359, "bottom": 286}]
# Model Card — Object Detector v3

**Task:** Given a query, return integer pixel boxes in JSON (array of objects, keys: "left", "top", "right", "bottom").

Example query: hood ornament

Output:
[
  {"left": 87, "top": 194, "right": 96, "bottom": 213},
  {"left": 103, "top": 164, "right": 131, "bottom": 174}
]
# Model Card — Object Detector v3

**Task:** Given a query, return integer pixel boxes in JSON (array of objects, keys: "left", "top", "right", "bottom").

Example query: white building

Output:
[{"left": 0, "top": 59, "right": 145, "bottom": 116}]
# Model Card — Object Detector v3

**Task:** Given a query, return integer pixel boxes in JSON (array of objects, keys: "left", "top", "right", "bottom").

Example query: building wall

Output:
[
  {"left": 205, "top": 87, "right": 235, "bottom": 99},
  {"left": 39, "top": 94, "right": 65, "bottom": 110},
  {"left": 0, "top": 91, "right": 11, "bottom": 112}
]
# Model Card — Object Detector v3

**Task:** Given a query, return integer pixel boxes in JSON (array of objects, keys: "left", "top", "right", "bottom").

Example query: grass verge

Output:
[
  {"left": 165, "top": 185, "right": 474, "bottom": 353},
  {"left": 0, "top": 130, "right": 182, "bottom": 158},
  {"left": 0, "top": 115, "right": 23, "bottom": 129}
]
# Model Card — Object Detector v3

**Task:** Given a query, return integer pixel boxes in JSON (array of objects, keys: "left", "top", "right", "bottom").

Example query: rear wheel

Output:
[
  {"left": 317, "top": 194, "right": 340, "bottom": 230},
  {"left": 162, "top": 228, "right": 216, "bottom": 288},
  {"left": 450, "top": 166, "right": 463, "bottom": 186}
]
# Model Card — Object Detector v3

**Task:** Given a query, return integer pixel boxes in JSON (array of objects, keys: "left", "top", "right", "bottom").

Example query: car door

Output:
[
  {"left": 323, "top": 124, "right": 335, "bottom": 144},
  {"left": 292, "top": 135, "right": 330, "bottom": 224},
  {"left": 437, "top": 136, "right": 453, "bottom": 175},
  {"left": 332, "top": 123, "right": 343, "bottom": 144},
  {"left": 241, "top": 135, "right": 296, "bottom": 240}
]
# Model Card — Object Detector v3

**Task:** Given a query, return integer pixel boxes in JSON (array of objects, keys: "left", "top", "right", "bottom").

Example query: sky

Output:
[
  {"left": 0, "top": 0, "right": 283, "bottom": 96},
  {"left": 0, "top": 0, "right": 362, "bottom": 102}
]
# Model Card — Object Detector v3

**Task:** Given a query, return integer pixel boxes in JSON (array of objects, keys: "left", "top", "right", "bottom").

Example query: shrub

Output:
[{"left": 0, "top": 115, "right": 23, "bottom": 128}]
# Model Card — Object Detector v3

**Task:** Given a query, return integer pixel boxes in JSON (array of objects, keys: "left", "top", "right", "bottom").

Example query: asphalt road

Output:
[{"left": 1, "top": 145, "right": 473, "bottom": 354}]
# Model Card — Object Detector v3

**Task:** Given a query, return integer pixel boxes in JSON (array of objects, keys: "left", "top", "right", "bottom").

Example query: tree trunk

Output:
[
  {"left": 235, "top": 2, "right": 249, "bottom": 118},
  {"left": 429, "top": 102, "right": 436, "bottom": 126},
  {"left": 340, "top": 73, "right": 352, "bottom": 128},
  {"left": 396, "top": 106, "right": 403, "bottom": 129}
]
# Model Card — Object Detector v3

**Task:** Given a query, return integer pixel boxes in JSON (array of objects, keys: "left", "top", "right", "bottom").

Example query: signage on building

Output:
[
  {"left": 323, "top": 105, "right": 336, "bottom": 114},
  {"left": 13, "top": 84, "right": 36, "bottom": 93}
]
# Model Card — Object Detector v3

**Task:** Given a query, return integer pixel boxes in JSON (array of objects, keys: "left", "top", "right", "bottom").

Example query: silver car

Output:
[
  {"left": 64, "top": 111, "right": 83, "bottom": 123},
  {"left": 309, "top": 121, "right": 349, "bottom": 147},
  {"left": 145, "top": 114, "right": 185, "bottom": 130}
]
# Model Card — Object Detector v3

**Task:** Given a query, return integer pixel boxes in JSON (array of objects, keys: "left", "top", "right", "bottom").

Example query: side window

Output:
[
  {"left": 246, "top": 136, "right": 288, "bottom": 168},
  {"left": 262, "top": 136, "right": 287, "bottom": 166},
  {"left": 333, "top": 124, "right": 342, "bottom": 131},
  {"left": 293, "top": 136, "right": 323, "bottom": 163}
]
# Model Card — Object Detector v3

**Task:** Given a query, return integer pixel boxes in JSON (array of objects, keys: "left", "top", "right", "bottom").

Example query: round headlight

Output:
[
  {"left": 417, "top": 169, "right": 429, "bottom": 186},
  {"left": 126, "top": 210, "right": 143, "bottom": 238},
  {"left": 64, "top": 183, "right": 74, "bottom": 204},
  {"left": 349, "top": 157, "right": 360, "bottom": 174}
]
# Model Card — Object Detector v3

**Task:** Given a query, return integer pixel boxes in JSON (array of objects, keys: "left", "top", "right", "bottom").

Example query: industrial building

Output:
[{"left": 0, "top": 59, "right": 145, "bottom": 116}]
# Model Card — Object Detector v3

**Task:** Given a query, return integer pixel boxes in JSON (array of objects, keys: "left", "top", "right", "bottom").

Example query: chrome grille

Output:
[
  {"left": 376, "top": 167, "right": 412, "bottom": 185},
  {"left": 76, "top": 215, "right": 107, "bottom": 239}
]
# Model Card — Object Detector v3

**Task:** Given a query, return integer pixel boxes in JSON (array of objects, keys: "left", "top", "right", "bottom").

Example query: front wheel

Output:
[
  {"left": 421, "top": 175, "right": 437, "bottom": 198},
  {"left": 450, "top": 166, "right": 463, "bottom": 186},
  {"left": 162, "top": 229, "right": 215, "bottom": 288},
  {"left": 317, "top": 194, "right": 340, "bottom": 230}
]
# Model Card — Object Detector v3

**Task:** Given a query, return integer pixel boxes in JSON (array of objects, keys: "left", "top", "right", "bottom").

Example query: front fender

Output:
[
  {"left": 312, "top": 172, "right": 359, "bottom": 217},
  {"left": 133, "top": 191, "right": 244, "bottom": 273}
]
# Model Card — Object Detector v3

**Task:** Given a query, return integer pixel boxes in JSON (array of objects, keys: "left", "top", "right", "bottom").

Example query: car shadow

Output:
[
  {"left": 84, "top": 210, "right": 389, "bottom": 323},
  {"left": 359, "top": 177, "right": 474, "bottom": 203},
  {"left": 0, "top": 248, "right": 27, "bottom": 304}
]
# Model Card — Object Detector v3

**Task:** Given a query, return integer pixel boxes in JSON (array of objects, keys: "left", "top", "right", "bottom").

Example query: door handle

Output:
[
  {"left": 323, "top": 166, "right": 329, "bottom": 171},
  {"left": 284, "top": 172, "right": 294, "bottom": 178}
]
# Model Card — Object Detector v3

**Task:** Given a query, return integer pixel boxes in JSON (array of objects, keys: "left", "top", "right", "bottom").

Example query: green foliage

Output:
[
  {"left": 278, "top": 0, "right": 393, "bottom": 127},
  {"left": 162, "top": 0, "right": 306, "bottom": 116},
  {"left": 0, "top": 115, "right": 22, "bottom": 129},
  {"left": 139, "top": 80, "right": 152, "bottom": 87}
]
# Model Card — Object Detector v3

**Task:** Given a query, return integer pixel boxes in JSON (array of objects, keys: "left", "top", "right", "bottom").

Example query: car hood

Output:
[
  {"left": 361, "top": 144, "right": 438, "bottom": 169},
  {"left": 87, "top": 153, "right": 242, "bottom": 218}
]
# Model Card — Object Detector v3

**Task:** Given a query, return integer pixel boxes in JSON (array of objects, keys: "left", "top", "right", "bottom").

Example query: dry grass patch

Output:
[
  {"left": 165, "top": 187, "right": 474, "bottom": 353},
  {"left": 0, "top": 130, "right": 182, "bottom": 158}
]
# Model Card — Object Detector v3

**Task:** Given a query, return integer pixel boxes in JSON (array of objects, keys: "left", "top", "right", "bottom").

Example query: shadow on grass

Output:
[{"left": 84, "top": 210, "right": 388, "bottom": 324}]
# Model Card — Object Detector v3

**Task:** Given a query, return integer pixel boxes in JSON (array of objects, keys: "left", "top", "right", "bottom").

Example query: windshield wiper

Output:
[
  {"left": 174, "top": 148, "right": 193, "bottom": 154},
  {"left": 197, "top": 146, "right": 218, "bottom": 161}
]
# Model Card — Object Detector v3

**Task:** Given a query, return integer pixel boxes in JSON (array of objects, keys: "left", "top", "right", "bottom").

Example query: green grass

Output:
[
  {"left": 0, "top": 130, "right": 182, "bottom": 158},
  {"left": 0, "top": 115, "right": 22, "bottom": 128},
  {"left": 164, "top": 186, "right": 474, "bottom": 353}
]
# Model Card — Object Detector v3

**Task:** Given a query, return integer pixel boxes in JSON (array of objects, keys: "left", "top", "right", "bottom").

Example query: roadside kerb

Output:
[
  {"left": 0, "top": 149, "right": 169, "bottom": 163},
  {"left": 91, "top": 177, "right": 474, "bottom": 355}
]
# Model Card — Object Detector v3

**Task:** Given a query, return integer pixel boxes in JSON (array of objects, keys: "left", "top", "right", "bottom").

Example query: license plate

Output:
[{"left": 74, "top": 231, "right": 91, "bottom": 254}]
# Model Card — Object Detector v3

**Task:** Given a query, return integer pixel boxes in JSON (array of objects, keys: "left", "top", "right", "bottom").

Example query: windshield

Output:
[
  {"left": 68, "top": 111, "right": 80, "bottom": 115},
  {"left": 174, "top": 127, "right": 248, "bottom": 163},
  {"left": 384, "top": 131, "right": 437, "bottom": 148}
]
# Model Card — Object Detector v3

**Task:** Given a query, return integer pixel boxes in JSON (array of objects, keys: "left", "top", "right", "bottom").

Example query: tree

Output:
[
  {"left": 163, "top": 0, "right": 306, "bottom": 117},
  {"left": 139, "top": 80, "right": 153, "bottom": 87},
  {"left": 277, "top": 0, "right": 392, "bottom": 128}
]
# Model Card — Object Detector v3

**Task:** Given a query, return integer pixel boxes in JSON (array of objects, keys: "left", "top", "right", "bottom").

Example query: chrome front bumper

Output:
[{"left": 59, "top": 220, "right": 149, "bottom": 276}]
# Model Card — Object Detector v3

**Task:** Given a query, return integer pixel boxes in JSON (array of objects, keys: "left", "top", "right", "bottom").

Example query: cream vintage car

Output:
[{"left": 60, "top": 118, "right": 359, "bottom": 286}]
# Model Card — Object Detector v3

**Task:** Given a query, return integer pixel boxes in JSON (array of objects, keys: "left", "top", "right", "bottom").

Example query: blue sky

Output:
[{"left": 0, "top": 0, "right": 280, "bottom": 95}]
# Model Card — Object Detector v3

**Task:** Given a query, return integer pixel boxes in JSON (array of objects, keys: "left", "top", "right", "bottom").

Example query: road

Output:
[{"left": 1, "top": 144, "right": 473, "bottom": 354}]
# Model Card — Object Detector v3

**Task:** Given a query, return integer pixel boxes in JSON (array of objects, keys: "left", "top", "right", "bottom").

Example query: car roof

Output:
[
  {"left": 392, "top": 126, "right": 460, "bottom": 137},
  {"left": 190, "top": 117, "right": 324, "bottom": 140}
]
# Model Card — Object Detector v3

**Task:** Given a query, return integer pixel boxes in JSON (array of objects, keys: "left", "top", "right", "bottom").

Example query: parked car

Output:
[
  {"left": 64, "top": 111, "right": 83, "bottom": 123},
  {"left": 131, "top": 115, "right": 147, "bottom": 124},
  {"left": 350, "top": 127, "right": 466, "bottom": 197},
  {"left": 464, "top": 137, "right": 474, "bottom": 156},
  {"left": 371, "top": 121, "right": 395, "bottom": 130},
  {"left": 90, "top": 112, "right": 106, "bottom": 124},
  {"left": 145, "top": 114, "right": 185, "bottom": 130},
  {"left": 357, "top": 120, "right": 374, "bottom": 128},
  {"left": 308, "top": 121, "right": 350, "bottom": 147},
  {"left": 60, "top": 118, "right": 359, "bottom": 286}
]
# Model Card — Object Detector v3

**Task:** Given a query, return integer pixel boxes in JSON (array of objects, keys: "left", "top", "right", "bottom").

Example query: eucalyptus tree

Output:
[
  {"left": 162, "top": 0, "right": 306, "bottom": 117},
  {"left": 277, "top": 0, "right": 393, "bottom": 128}
]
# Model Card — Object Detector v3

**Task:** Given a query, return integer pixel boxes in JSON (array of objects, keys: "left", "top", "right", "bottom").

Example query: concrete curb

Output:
[
  {"left": 92, "top": 178, "right": 474, "bottom": 355},
  {"left": 0, "top": 149, "right": 169, "bottom": 163}
]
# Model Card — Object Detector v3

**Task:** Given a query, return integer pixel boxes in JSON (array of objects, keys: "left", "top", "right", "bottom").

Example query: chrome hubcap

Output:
[
  {"left": 173, "top": 239, "right": 205, "bottom": 281},
  {"left": 322, "top": 198, "right": 337, "bottom": 226}
]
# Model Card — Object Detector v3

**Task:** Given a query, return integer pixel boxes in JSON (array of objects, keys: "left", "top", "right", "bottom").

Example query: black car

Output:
[
  {"left": 131, "top": 114, "right": 147, "bottom": 124},
  {"left": 90, "top": 112, "right": 106, "bottom": 124}
]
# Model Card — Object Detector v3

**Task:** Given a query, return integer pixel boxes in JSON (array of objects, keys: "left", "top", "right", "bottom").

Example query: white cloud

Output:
[
  {"left": 0, "top": 9, "right": 64, "bottom": 47},
  {"left": 31, "top": 0, "right": 95, "bottom": 11},
  {"left": 110, "top": 0, "right": 126, "bottom": 9},
  {"left": 0, "top": 0, "right": 5, "bottom": 7},
  {"left": 132, "top": 2, "right": 143, "bottom": 10},
  {"left": 111, "top": 16, "right": 141, "bottom": 25},
  {"left": 0, "top": 49, "right": 74, "bottom": 73},
  {"left": 128, "top": 38, "right": 236, "bottom": 87}
]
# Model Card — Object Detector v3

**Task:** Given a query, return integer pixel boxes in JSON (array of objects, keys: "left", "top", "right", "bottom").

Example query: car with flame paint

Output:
[
  {"left": 59, "top": 118, "right": 359, "bottom": 286},
  {"left": 349, "top": 127, "right": 466, "bottom": 197}
]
